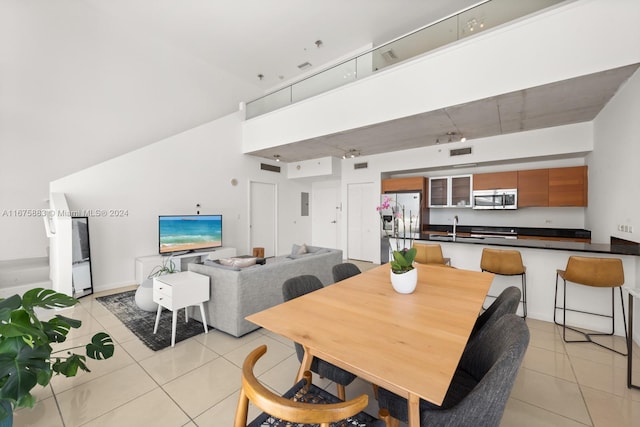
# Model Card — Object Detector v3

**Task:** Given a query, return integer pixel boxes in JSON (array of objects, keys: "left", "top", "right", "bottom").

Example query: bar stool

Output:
[
  {"left": 412, "top": 242, "right": 451, "bottom": 266},
  {"left": 554, "top": 256, "right": 627, "bottom": 356},
  {"left": 480, "top": 248, "right": 527, "bottom": 318}
]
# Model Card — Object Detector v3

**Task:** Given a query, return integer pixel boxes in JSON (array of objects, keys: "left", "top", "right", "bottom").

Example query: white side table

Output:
[{"left": 153, "top": 271, "right": 210, "bottom": 347}]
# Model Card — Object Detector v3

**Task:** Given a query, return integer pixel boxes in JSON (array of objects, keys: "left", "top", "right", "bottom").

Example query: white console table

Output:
[
  {"left": 153, "top": 271, "right": 210, "bottom": 347},
  {"left": 135, "top": 247, "right": 236, "bottom": 284}
]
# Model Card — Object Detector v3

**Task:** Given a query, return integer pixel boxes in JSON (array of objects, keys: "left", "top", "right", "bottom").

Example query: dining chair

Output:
[
  {"left": 332, "top": 262, "right": 362, "bottom": 283},
  {"left": 470, "top": 286, "right": 521, "bottom": 343},
  {"left": 412, "top": 242, "right": 451, "bottom": 265},
  {"left": 282, "top": 275, "right": 357, "bottom": 400},
  {"left": 234, "top": 345, "right": 391, "bottom": 427},
  {"left": 554, "top": 255, "right": 627, "bottom": 355},
  {"left": 377, "top": 314, "right": 529, "bottom": 426}
]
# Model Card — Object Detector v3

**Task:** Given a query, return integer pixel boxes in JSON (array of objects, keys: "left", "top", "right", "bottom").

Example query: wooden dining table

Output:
[{"left": 246, "top": 262, "right": 494, "bottom": 427}]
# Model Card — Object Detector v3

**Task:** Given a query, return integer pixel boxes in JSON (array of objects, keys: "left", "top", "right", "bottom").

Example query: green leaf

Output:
[
  {"left": 21, "top": 288, "right": 78, "bottom": 312},
  {"left": 52, "top": 354, "right": 87, "bottom": 377},
  {"left": 0, "top": 295, "right": 22, "bottom": 322},
  {"left": 41, "top": 317, "right": 75, "bottom": 343},
  {"left": 0, "top": 309, "right": 47, "bottom": 346},
  {"left": 85, "top": 332, "right": 115, "bottom": 360},
  {"left": 0, "top": 337, "right": 51, "bottom": 407}
]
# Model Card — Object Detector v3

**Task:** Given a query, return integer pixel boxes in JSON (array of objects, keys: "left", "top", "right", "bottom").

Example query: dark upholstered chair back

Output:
[
  {"left": 470, "top": 286, "right": 521, "bottom": 342},
  {"left": 436, "top": 314, "right": 528, "bottom": 426},
  {"left": 282, "top": 275, "right": 324, "bottom": 301},
  {"left": 332, "top": 263, "right": 362, "bottom": 283}
]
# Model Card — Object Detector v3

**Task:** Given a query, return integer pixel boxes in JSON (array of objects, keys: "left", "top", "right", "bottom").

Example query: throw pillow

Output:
[
  {"left": 231, "top": 257, "right": 257, "bottom": 268},
  {"left": 291, "top": 243, "right": 308, "bottom": 256}
]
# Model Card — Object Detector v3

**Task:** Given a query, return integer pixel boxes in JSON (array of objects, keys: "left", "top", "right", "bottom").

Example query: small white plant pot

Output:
[{"left": 390, "top": 268, "right": 418, "bottom": 294}]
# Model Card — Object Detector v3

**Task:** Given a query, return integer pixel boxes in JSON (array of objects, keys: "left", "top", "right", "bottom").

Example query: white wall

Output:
[
  {"left": 50, "top": 113, "right": 311, "bottom": 292},
  {"left": 243, "top": 0, "right": 640, "bottom": 151},
  {"left": 588, "top": 69, "right": 640, "bottom": 244},
  {"left": 0, "top": 0, "right": 260, "bottom": 261},
  {"left": 588, "top": 66, "right": 640, "bottom": 341}
]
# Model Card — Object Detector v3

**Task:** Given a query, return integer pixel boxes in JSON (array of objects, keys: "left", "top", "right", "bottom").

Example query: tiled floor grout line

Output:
[{"left": 555, "top": 322, "right": 597, "bottom": 427}]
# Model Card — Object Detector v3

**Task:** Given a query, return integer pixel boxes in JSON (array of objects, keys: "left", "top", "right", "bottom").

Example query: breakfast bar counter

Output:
[
  {"left": 392, "top": 234, "right": 639, "bottom": 340},
  {"left": 416, "top": 233, "right": 640, "bottom": 256}
]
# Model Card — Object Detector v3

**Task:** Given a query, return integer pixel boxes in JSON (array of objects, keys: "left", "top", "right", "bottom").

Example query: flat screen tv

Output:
[{"left": 159, "top": 215, "right": 222, "bottom": 255}]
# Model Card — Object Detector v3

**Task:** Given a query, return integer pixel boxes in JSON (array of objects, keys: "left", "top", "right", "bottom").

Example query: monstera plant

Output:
[{"left": 0, "top": 288, "right": 115, "bottom": 424}]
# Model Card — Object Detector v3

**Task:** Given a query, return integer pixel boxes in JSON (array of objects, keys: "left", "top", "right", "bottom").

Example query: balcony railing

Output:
[{"left": 245, "top": 0, "right": 563, "bottom": 119}]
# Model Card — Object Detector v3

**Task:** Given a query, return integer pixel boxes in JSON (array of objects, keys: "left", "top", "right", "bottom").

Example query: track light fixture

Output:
[
  {"left": 341, "top": 149, "right": 360, "bottom": 159},
  {"left": 435, "top": 132, "right": 466, "bottom": 144}
]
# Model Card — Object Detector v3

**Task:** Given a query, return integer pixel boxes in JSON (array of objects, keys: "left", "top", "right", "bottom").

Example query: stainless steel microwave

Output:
[{"left": 472, "top": 189, "right": 518, "bottom": 210}]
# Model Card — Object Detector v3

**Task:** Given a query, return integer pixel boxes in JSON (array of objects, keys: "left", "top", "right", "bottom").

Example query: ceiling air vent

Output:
[
  {"left": 260, "top": 163, "right": 281, "bottom": 173},
  {"left": 354, "top": 162, "right": 368, "bottom": 170},
  {"left": 450, "top": 147, "right": 472, "bottom": 157}
]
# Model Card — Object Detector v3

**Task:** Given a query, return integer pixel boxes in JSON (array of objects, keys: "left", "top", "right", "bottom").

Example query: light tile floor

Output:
[{"left": 12, "top": 263, "right": 640, "bottom": 427}]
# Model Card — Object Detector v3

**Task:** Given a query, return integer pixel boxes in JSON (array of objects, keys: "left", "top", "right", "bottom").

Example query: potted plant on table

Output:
[
  {"left": 0, "top": 288, "right": 115, "bottom": 426},
  {"left": 390, "top": 247, "right": 418, "bottom": 294}
]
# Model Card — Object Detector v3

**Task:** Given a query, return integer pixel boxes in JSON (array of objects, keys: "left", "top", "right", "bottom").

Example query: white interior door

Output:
[
  {"left": 311, "top": 181, "right": 340, "bottom": 249},
  {"left": 347, "top": 182, "right": 376, "bottom": 262},
  {"left": 250, "top": 181, "right": 277, "bottom": 257}
]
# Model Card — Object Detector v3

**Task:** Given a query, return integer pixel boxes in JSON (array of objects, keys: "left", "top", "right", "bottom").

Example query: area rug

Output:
[{"left": 96, "top": 290, "right": 208, "bottom": 351}]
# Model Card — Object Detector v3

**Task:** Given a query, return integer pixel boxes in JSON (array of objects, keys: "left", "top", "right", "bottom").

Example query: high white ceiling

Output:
[
  {"left": 0, "top": 0, "right": 484, "bottom": 180},
  {"left": 2, "top": 0, "right": 635, "bottom": 180}
]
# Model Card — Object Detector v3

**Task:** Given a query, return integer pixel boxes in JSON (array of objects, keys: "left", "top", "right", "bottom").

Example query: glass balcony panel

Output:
[
  {"left": 291, "top": 59, "right": 357, "bottom": 103},
  {"left": 458, "top": 0, "right": 561, "bottom": 39},
  {"left": 372, "top": 17, "right": 458, "bottom": 73},
  {"left": 245, "top": 87, "right": 291, "bottom": 119},
  {"left": 245, "top": 0, "right": 565, "bottom": 119}
]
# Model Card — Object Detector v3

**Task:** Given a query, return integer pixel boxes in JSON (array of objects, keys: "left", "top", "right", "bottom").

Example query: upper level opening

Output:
[{"left": 244, "top": 0, "right": 565, "bottom": 119}]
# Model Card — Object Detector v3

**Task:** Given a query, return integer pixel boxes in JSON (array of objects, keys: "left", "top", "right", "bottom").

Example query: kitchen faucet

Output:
[{"left": 453, "top": 215, "right": 458, "bottom": 241}]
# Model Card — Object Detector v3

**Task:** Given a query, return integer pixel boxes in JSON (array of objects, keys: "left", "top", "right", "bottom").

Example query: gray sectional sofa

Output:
[{"left": 188, "top": 245, "right": 343, "bottom": 337}]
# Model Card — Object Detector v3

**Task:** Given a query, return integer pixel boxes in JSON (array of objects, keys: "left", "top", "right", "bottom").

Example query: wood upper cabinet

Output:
[
  {"left": 429, "top": 177, "right": 448, "bottom": 207},
  {"left": 517, "top": 169, "right": 549, "bottom": 207},
  {"left": 429, "top": 175, "right": 472, "bottom": 207},
  {"left": 381, "top": 176, "right": 429, "bottom": 212},
  {"left": 381, "top": 177, "right": 425, "bottom": 193},
  {"left": 548, "top": 166, "right": 588, "bottom": 207},
  {"left": 473, "top": 171, "right": 518, "bottom": 190},
  {"left": 451, "top": 175, "right": 472, "bottom": 207}
]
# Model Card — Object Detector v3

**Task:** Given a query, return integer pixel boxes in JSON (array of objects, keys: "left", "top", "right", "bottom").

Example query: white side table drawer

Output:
[{"left": 153, "top": 279, "right": 173, "bottom": 299}]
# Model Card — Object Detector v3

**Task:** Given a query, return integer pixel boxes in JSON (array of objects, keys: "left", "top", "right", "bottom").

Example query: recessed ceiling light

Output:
[{"left": 298, "top": 62, "right": 312, "bottom": 71}]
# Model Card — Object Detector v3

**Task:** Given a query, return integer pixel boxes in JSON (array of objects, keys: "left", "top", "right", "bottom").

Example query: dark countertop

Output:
[
  {"left": 425, "top": 224, "right": 592, "bottom": 239},
  {"left": 414, "top": 233, "right": 640, "bottom": 256}
]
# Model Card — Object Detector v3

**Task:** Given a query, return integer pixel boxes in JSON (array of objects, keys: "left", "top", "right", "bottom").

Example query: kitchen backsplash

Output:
[{"left": 429, "top": 207, "right": 586, "bottom": 229}]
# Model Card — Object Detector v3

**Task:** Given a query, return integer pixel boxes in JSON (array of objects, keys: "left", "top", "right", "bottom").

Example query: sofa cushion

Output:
[
  {"left": 291, "top": 243, "right": 308, "bottom": 256},
  {"left": 232, "top": 257, "right": 257, "bottom": 268},
  {"left": 204, "top": 259, "right": 241, "bottom": 271},
  {"left": 218, "top": 257, "right": 258, "bottom": 268}
]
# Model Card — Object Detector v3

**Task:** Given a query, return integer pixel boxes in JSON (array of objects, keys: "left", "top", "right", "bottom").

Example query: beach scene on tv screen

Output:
[{"left": 160, "top": 215, "right": 222, "bottom": 253}]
